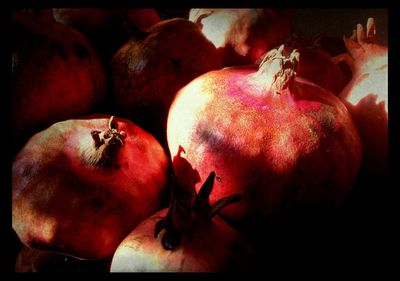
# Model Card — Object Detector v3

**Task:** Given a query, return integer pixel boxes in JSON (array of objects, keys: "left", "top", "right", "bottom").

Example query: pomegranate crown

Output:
[
  {"left": 258, "top": 44, "right": 300, "bottom": 95},
  {"left": 153, "top": 147, "right": 241, "bottom": 251}
]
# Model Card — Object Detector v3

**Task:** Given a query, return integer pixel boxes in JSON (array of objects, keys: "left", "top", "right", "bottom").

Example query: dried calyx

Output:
[
  {"left": 257, "top": 44, "right": 300, "bottom": 95},
  {"left": 85, "top": 116, "right": 127, "bottom": 168},
  {"left": 154, "top": 171, "right": 241, "bottom": 251}
]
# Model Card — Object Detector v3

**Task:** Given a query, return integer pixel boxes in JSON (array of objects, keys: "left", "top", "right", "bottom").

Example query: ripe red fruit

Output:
[
  {"left": 167, "top": 45, "right": 361, "bottom": 226},
  {"left": 111, "top": 18, "right": 221, "bottom": 145},
  {"left": 12, "top": 116, "right": 169, "bottom": 260},
  {"left": 110, "top": 150, "right": 253, "bottom": 272},
  {"left": 189, "top": 8, "right": 292, "bottom": 66},
  {"left": 11, "top": 10, "right": 106, "bottom": 149},
  {"left": 335, "top": 18, "right": 388, "bottom": 177}
]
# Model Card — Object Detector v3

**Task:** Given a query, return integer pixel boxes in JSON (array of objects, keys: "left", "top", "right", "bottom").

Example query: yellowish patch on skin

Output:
[{"left": 167, "top": 79, "right": 213, "bottom": 158}]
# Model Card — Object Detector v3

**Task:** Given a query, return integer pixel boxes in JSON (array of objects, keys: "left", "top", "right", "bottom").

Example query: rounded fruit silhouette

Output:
[
  {"left": 12, "top": 116, "right": 169, "bottom": 260},
  {"left": 111, "top": 150, "right": 253, "bottom": 272},
  {"left": 111, "top": 18, "right": 222, "bottom": 145},
  {"left": 11, "top": 10, "right": 107, "bottom": 151},
  {"left": 167, "top": 45, "right": 361, "bottom": 226}
]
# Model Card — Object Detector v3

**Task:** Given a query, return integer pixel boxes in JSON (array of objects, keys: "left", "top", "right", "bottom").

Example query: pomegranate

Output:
[
  {"left": 11, "top": 10, "right": 106, "bottom": 151},
  {"left": 167, "top": 45, "right": 361, "bottom": 226},
  {"left": 12, "top": 116, "right": 169, "bottom": 260},
  {"left": 110, "top": 148, "right": 253, "bottom": 272},
  {"left": 111, "top": 18, "right": 221, "bottom": 145},
  {"left": 189, "top": 8, "right": 292, "bottom": 66},
  {"left": 256, "top": 34, "right": 351, "bottom": 95},
  {"left": 334, "top": 18, "right": 388, "bottom": 177}
]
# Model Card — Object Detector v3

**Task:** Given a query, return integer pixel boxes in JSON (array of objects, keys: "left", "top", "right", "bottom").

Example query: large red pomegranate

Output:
[
  {"left": 12, "top": 116, "right": 169, "bottom": 260},
  {"left": 11, "top": 10, "right": 106, "bottom": 150},
  {"left": 111, "top": 18, "right": 221, "bottom": 145},
  {"left": 334, "top": 18, "right": 388, "bottom": 178},
  {"left": 167, "top": 45, "right": 362, "bottom": 226},
  {"left": 110, "top": 149, "right": 253, "bottom": 272},
  {"left": 189, "top": 8, "right": 292, "bottom": 66}
]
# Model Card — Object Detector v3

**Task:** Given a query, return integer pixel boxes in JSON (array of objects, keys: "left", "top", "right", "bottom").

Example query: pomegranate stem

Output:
[{"left": 87, "top": 116, "right": 126, "bottom": 168}]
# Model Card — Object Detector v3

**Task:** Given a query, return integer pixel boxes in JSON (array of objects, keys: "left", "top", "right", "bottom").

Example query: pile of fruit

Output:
[{"left": 11, "top": 8, "right": 388, "bottom": 272}]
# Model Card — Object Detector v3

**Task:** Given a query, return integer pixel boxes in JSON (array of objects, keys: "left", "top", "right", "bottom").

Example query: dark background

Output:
[{"left": 293, "top": 9, "right": 388, "bottom": 44}]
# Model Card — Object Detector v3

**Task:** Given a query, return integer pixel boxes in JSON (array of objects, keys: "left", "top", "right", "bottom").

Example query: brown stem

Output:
[
  {"left": 155, "top": 169, "right": 242, "bottom": 251},
  {"left": 85, "top": 116, "right": 126, "bottom": 168}
]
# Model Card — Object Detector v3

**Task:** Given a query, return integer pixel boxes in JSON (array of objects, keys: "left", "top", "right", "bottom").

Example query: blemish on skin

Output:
[
  {"left": 170, "top": 57, "right": 182, "bottom": 69},
  {"left": 73, "top": 43, "right": 90, "bottom": 60},
  {"left": 375, "top": 63, "right": 387, "bottom": 71},
  {"left": 355, "top": 73, "right": 370, "bottom": 84},
  {"left": 91, "top": 197, "right": 104, "bottom": 213}
]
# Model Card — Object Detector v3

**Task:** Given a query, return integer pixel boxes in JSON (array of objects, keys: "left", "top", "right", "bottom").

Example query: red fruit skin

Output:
[
  {"left": 125, "top": 8, "right": 161, "bottom": 32},
  {"left": 12, "top": 116, "right": 169, "bottom": 260},
  {"left": 189, "top": 8, "right": 292, "bottom": 66},
  {"left": 295, "top": 46, "right": 351, "bottom": 96},
  {"left": 111, "top": 18, "right": 222, "bottom": 145},
  {"left": 12, "top": 11, "right": 106, "bottom": 147},
  {"left": 167, "top": 62, "right": 361, "bottom": 225},
  {"left": 110, "top": 208, "right": 253, "bottom": 272}
]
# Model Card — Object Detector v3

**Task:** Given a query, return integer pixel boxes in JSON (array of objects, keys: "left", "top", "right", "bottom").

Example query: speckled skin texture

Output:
[
  {"left": 167, "top": 61, "right": 361, "bottom": 227},
  {"left": 111, "top": 18, "right": 222, "bottom": 145},
  {"left": 12, "top": 116, "right": 169, "bottom": 260}
]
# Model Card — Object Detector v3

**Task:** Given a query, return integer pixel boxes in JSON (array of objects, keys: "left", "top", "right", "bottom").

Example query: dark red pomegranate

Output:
[
  {"left": 111, "top": 18, "right": 221, "bottom": 145},
  {"left": 11, "top": 10, "right": 106, "bottom": 151},
  {"left": 167, "top": 45, "right": 362, "bottom": 226},
  {"left": 12, "top": 116, "right": 169, "bottom": 260}
]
